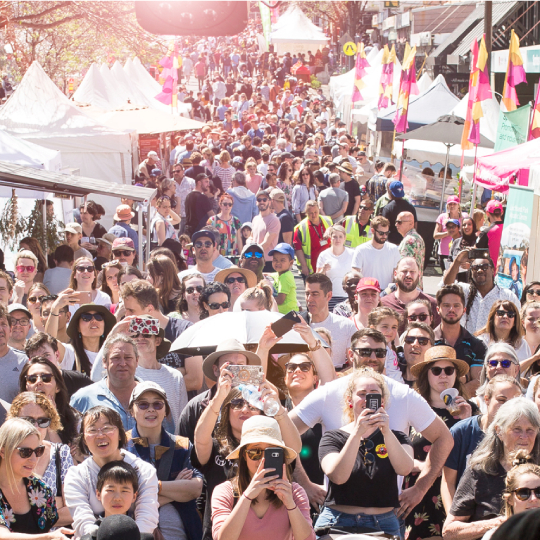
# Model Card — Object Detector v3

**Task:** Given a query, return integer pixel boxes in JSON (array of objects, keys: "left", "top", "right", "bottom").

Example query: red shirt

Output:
[{"left": 293, "top": 219, "right": 330, "bottom": 270}]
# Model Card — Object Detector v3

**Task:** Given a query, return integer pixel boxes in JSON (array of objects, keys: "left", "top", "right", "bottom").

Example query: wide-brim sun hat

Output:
[
  {"left": 215, "top": 267, "right": 257, "bottom": 289},
  {"left": 410, "top": 345, "right": 469, "bottom": 378},
  {"left": 226, "top": 415, "right": 297, "bottom": 461},
  {"left": 202, "top": 338, "right": 261, "bottom": 382},
  {"left": 67, "top": 303, "right": 117, "bottom": 340}
]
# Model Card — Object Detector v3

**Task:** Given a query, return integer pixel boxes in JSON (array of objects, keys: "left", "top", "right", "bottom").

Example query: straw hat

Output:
[
  {"left": 202, "top": 338, "right": 261, "bottom": 382},
  {"left": 226, "top": 416, "right": 297, "bottom": 461},
  {"left": 410, "top": 345, "right": 469, "bottom": 378},
  {"left": 215, "top": 267, "right": 257, "bottom": 289}
]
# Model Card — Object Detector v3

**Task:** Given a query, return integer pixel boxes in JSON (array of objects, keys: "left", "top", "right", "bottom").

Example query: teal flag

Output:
[
  {"left": 497, "top": 185, "right": 534, "bottom": 299},
  {"left": 494, "top": 103, "right": 531, "bottom": 152}
]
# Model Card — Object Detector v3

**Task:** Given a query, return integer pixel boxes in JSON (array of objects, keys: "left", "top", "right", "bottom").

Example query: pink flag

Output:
[
  {"left": 502, "top": 29, "right": 527, "bottom": 111},
  {"left": 352, "top": 43, "right": 370, "bottom": 103},
  {"left": 468, "top": 35, "right": 492, "bottom": 145},
  {"left": 155, "top": 41, "right": 179, "bottom": 106},
  {"left": 393, "top": 45, "right": 418, "bottom": 134}
]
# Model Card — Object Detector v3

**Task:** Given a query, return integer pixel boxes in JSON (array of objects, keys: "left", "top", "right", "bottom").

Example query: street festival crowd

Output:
[{"left": 1, "top": 26, "right": 540, "bottom": 540}]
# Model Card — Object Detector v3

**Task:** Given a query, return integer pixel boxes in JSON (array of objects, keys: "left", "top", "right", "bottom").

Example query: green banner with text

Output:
[{"left": 494, "top": 103, "right": 531, "bottom": 152}]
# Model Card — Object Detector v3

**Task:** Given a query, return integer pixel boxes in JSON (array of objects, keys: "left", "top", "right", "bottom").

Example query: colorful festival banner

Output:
[
  {"left": 494, "top": 103, "right": 531, "bottom": 152},
  {"left": 378, "top": 44, "right": 396, "bottom": 109},
  {"left": 352, "top": 42, "right": 370, "bottom": 103},
  {"left": 502, "top": 30, "right": 527, "bottom": 112},
  {"left": 393, "top": 44, "right": 417, "bottom": 133}
]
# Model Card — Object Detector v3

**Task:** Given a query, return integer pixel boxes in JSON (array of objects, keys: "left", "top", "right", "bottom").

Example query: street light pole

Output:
[{"left": 485, "top": 1, "right": 492, "bottom": 76}]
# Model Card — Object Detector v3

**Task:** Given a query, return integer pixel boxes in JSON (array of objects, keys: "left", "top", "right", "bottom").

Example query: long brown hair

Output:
[
  {"left": 414, "top": 362, "right": 468, "bottom": 403},
  {"left": 475, "top": 300, "right": 524, "bottom": 346},
  {"left": 69, "top": 257, "right": 97, "bottom": 290},
  {"left": 147, "top": 255, "right": 181, "bottom": 311},
  {"left": 177, "top": 273, "right": 206, "bottom": 314},
  {"left": 503, "top": 450, "right": 540, "bottom": 516},
  {"left": 20, "top": 237, "right": 48, "bottom": 274}
]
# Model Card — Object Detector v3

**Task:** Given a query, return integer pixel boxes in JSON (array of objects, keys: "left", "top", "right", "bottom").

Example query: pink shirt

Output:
[
  {"left": 212, "top": 480, "right": 315, "bottom": 540},
  {"left": 251, "top": 213, "right": 281, "bottom": 261},
  {"left": 436, "top": 212, "right": 468, "bottom": 255},
  {"left": 246, "top": 173, "right": 263, "bottom": 194}
]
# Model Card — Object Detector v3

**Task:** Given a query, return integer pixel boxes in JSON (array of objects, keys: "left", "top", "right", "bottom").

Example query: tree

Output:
[{"left": 0, "top": 1, "right": 168, "bottom": 88}]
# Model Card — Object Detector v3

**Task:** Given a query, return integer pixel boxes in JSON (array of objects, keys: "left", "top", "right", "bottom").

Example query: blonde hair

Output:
[
  {"left": 503, "top": 450, "right": 540, "bottom": 516},
  {"left": 323, "top": 224, "right": 346, "bottom": 240},
  {"left": 219, "top": 150, "right": 231, "bottom": 163},
  {"left": 8, "top": 391, "right": 63, "bottom": 432},
  {"left": 343, "top": 368, "right": 390, "bottom": 423},
  {"left": 15, "top": 249, "right": 38, "bottom": 267},
  {"left": 238, "top": 282, "right": 273, "bottom": 311},
  {"left": 0, "top": 418, "right": 41, "bottom": 489}
]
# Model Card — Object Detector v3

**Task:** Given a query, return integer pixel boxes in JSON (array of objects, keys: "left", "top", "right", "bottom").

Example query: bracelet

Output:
[
  {"left": 243, "top": 493, "right": 254, "bottom": 501},
  {"left": 308, "top": 340, "right": 322, "bottom": 352},
  {"left": 274, "top": 410, "right": 287, "bottom": 420},
  {"left": 158, "top": 480, "right": 162, "bottom": 494},
  {"left": 50, "top": 312, "right": 60, "bottom": 317},
  {"left": 286, "top": 504, "right": 297, "bottom": 511}
]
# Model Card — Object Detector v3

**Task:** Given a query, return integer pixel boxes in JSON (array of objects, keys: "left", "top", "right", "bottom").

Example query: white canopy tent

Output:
[{"left": 0, "top": 128, "right": 61, "bottom": 172}]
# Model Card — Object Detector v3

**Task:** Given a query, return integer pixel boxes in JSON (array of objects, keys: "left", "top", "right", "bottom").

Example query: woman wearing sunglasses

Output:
[
  {"left": 0, "top": 418, "right": 72, "bottom": 538},
  {"left": 403, "top": 299, "right": 433, "bottom": 332},
  {"left": 476, "top": 300, "right": 531, "bottom": 361},
  {"left": 401, "top": 346, "right": 474, "bottom": 539},
  {"left": 215, "top": 267, "right": 257, "bottom": 310},
  {"left": 8, "top": 392, "right": 74, "bottom": 527},
  {"left": 100, "top": 260, "right": 122, "bottom": 309},
  {"left": 26, "top": 283, "right": 51, "bottom": 333},
  {"left": 64, "top": 406, "right": 158, "bottom": 539},
  {"left": 126, "top": 382, "right": 203, "bottom": 540},
  {"left": 206, "top": 194, "right": 242, "bottom": 257},
  {"left": 177, "top": 274, "right": 206, "bottom": 324},
  {"left": 196, "top": 361, "right": 301, "bottom": 540},
  {"left": 199, "top": 282, "right": 231, "bottom": 320},
  {"left": 522, "top": 281, "right": 540, "bottom": 306},
  {"left": 316, "top": 368, "right": 413, "bottom": 537},
  {"left": 443, "top": 398, "right": 540, "bottom": 540},
  {"left": 67, "top": 304, "right": 116, "bottom": 376},
  {"left": 12, "top": 250, "right": 39, "bottom": 308}
]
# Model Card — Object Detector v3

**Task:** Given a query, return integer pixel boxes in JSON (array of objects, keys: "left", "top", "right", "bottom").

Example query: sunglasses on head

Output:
[
  {"left": 194, "top": 241, "right": 213, "bottom": 249},
  {"left": 16, "top": 445, "right": 45, "bottom": 459},
  {"left": 21, "top": 416, "right": 51, "bottom": 428},
  {"left": 230, "top": 398, "right": 259, "bottom": 412},
  {"left": 16, "top": 265, "right": 35, "bottom": 273},
  {"left": 404, "top": 336, "right": 430, "bottom": 346},
  {"left": 285, "top": 361, "right": 313, "bottom": 373},
  {"left": 495, "top": 310, "right": 516, "bottom": 319},
  {"left": 113, "top": 250, "right": 133, "bottom": 257},
  {"left": 488, "top": 359, "right": 515, "bottom": 368},
  {"left": 430, "top": 366, "right": 456, "bottom": 376},
  {"left": 353, "top": 347, "right": 386, "bottom": 358},
  {"left": 208, "top": 301, "right": 230, "bottom": 310},
  {"left": 27, "top": 295, "right": 46, "bottom": 305},
  {"left": 102, "top": 260, "right": 120, "bottom": 268},
  {"left": 407, "top": 313, "right": 429, "bottom": 322},
  {"left": 243, "top": 251, "right": 263, "bottom": 259},
  {"left": 25, "top": 373, "right": 54, "bottom": 384},
  {"left": 513, "top": 487, "right": 540, "bottom": 501},
  {"left": 135, "top": 400, "right": 165, "bottom": 410},
  {"left": 186, "top": 286, "right": 203, "bottom": 294},
  {"left": 225, "top": 276, "right": 246, "bottom": 284},
  {"left": 80, "top": 312, "right": 104, "bottom": 323}
]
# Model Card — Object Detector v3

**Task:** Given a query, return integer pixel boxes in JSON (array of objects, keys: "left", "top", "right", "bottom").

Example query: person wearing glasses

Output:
[
  {"left": 433, "top": 284, "right": 487, "bottom": 396},
  {"left": 8, "top": 392, "right": 75, "bottom": 527},
  {"left": 402, "top": 346, "right": 474, "bottom": 539},
  {"left": 110, "top": 238, "right": 136, "bottom": 268},
  {"left": 206, "top": 193, "right": 242, "bottom": 257},
  {"left": 11, "top": 249, "right": 39, "bottom": 307},
  {"left": 24, "top": 283, "right": 52, "bottom": 333},
  {"left": 249, "top": 190, "right": 281, "bottom": 272},
  {"left": 178, "top": 230, "right": 220, "bottom": 284},
  {"left": 177, "top": 274, "right": 206, "bottom": 324},
  {"left": 443, "top": 398, "right": 540, "bottom": 540},
  {"left": 198, "top": 282, "right": 231, "bottom": 320},
  {"left": 215, "top": 267, "right": 256, "bottom": 310},
  {"left": 0, "top": 418, "right": 72, "bottom": 537},
  {"left": 126, "top": 382, "right": 203, "bottom": 540},
  {"left": 64, "top": 405, "right": 159, "bottom": 539},
  {"left": 7, "top": 303, "right": 33, "bottom": 352},
  {"left": 400, "top": 323, "right": 436, "bottom": 387},
  {"left": 521, "top": 281, "right": 540, "bottom": 306},
  {"left": 404, "top": 299, "right": 433, "bottom": 330},
  {"left": 150, "top": 196, "right": 179, "bottom": 249},
  {"left": 316, "top": 367, "right": 413, "bottom": 537},
  {"left": 443, "top": 251, "right": 520, "bottom": 334}
]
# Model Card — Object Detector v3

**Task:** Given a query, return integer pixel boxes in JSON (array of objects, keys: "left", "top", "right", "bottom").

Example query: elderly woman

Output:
[{"left": 443, "top": 397, "right": 540, "bottom": 540}]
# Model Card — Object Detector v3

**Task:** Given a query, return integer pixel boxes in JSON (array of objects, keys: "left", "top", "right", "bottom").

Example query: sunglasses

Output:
[
  {"left": 361, "top": 439, "right": 375, "bottom": 471},
  {"left": 173, "top": 170, "right": 183, "bottom": 174},
  {"left": 404, "top": 336, "right": 430, "bottom": 346},
  {"left": 285, "top": 362, "right": 313, "bottom": 373},
  {"left": 359, "top": 206, "right": 371, "bottom": 211},
  {"left": 102, "top": 260, "right": 120, "bottom": 268},
  {"left": 16, "top": 265, "right": 35, "bottom": 273},
  {"left": 257, "top": 198, "right": 269, "bottom": 203},
  {"left": 25, "top": 373, "right": 54, "bottom": 384},
  {"left": 407, "top": 313, "right": 429, "bottom": 322},
  {"left": 471, "top": 263, "right": 490, "bottom": 272},
  {"left": 527, "top": 289, "right": 540, "bottom": 297},
  {"left": 513, "top": 487, "right": 540, "bottom": 501},
  {"left": 353, "top": 347, "right": 386, "bottom": 358},
  {"left": 21, "top": 416, "right": 51, "bottom": 429},
  {"left": 225, "top": 276, "right": 246, "bottom": 284},
  {"left": 76, "top": 265, "right": 95, "bottom": 273},
  {"left": 16, "top": 445, "right": 45, "bottom": 459},
  {"left": 230, "top": 398, "right": 259, "bottom": 412},
  {"left": 488, "top": 359, "right": 515, "bottom": 368},
  {"left": 221, "top": 202, "right": 233, "bottom": 207},
  {"left": 373, "top": 230, "right": 389, "bottom": 236},
  {"left": 80, "top": 312, "right": 104, "bottom": 323},
  {"left": 113, "top": 250, "right": 133, "bottom": 257},
  {"left": 27, "top": 295, "right": 46, "bottom": 304},
  {"left": 245, "top": 447, "right": 265, "bottom": 461},
  {"left": 208, "top": 301, "right": 230, "bottom": 310},
  {"left": 243, "top": 251, "right": 263, "bottom": 259},
  {"left": 194, "top": 241, "right": 214, "bottom": 249},
  {"left": 430, "top": 366, "right": 456, "bottom": 376},
  {"left": 495, "top": 310, "right": 516, "bottom": 319},
  {"left": 135, "top": 400, "right": 165, "bottom": 410},
  {"left": 186, "top": 286, "right": 203, "bottom": 294}
]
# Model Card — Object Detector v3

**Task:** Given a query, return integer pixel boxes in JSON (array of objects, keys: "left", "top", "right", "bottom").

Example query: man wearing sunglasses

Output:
[
  {"left": 249, "top": 189, "right": 281, "bottom": 272},
  {"left": 239, "top": 243, "right": 265, "bottom": 283},
  {"left": 111, "top": 237, "right": 136, "bottom": 267},
  {"left": 444, "top": 250, "right": 520, "bottom": 334},
  {"left": 184, "top": 173, "right": 215, "bottom": 238},
  {"left": 289, "top": 327, "right": 454, "bottom": 521},
  {"left": 7, "top": 303, "right": 33, "bottom": 353},
  {"left": 177, "top": 230, "right": 220, "bottom": 283},
  {"left": 11, "top": 249, "right": 39, "bottom": 306}
]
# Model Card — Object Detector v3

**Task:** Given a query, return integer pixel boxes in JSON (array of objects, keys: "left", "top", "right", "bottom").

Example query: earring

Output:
[
  {"left": 78, "top": 332, "right": 82, "bottom": 338},
  {"left": 349, "top": 404, "right": 353, "bottom": 408}
]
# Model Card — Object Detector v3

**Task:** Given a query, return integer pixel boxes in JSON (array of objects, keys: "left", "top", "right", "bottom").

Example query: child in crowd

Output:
[{"left": 269, "top": 243, "right": 298, "bottom": 315}]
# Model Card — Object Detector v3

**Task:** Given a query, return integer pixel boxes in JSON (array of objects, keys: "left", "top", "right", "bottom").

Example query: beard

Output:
[
  {"left": 441, "top": 313, "right": 461, "bottom": 325},
  {"left": 397, "top": 276, "right": 419, "bottom": 293}
]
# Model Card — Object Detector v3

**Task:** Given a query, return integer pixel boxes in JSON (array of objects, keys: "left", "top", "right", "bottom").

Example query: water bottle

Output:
[{"left": 238, "top": 384, "right": 280, "bottom": 417}]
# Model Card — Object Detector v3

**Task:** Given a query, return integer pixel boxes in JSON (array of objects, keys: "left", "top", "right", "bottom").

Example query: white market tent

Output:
[
  {"left": 270, "top": 5, "right": 328, "bottom": 56},
  {"left": 72, "top": 63, "right": 127, "bottom": 110},
  {"left": 0, "top": 128, "right": 61, "bottom": 172}
]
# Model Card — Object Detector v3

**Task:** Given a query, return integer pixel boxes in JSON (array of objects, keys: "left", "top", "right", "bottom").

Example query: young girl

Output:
[{"left": 368, "top": 307, "right": 403, "bottom": 382}]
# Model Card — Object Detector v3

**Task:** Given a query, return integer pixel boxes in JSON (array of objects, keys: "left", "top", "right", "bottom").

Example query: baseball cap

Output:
[
  {"left": 281, "top": 152, "right": 293, "bottom": 159},
  {"left": 486, "top": 200, "right": 504, "bottom": 214},
  {"left": 356, "top": 277, "right": 381, "bottom": 293},
  {"left": 64, "top": 222, "right": 82, "bottom": 235},
  {"left": 447, "top": 195, "right": 460, "bottom": 205},
  {"left": 269, "top": 243, "right": 295, "bottom": 259},
  {"left": 8, "top": 303, "right": 32, "bottom": 319},
  {"left": 445, "top": 218, "right": 460, "bottom": 227},
  {"left": 269, "top": 188, "right": 285, "bottom": 201},
  {"left": 130, "top": 381, "right": 167, "bottom": 407},
  {"left": 389, "top": 181, "right": 405, "bottom": 198},
  {"left": 112, "top": 237, "right": 135, "bottom": 251},
  {"left": 191, "top": 230, "right": 216, "bottom": 244},
  {"left": 241, "top": 243, "right": 264, "bottom": 257}
]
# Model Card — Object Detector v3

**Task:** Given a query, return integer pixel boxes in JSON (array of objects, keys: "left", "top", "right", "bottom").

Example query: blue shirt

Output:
[
  {"left": 247, "top": 128, "right": 264, "bottom": 140},
  {"left": 70, "top": 378, "right": 137, "bottom": 431},
  {"left": 108, "top": 222, "right": 139, "bottom": 246}
]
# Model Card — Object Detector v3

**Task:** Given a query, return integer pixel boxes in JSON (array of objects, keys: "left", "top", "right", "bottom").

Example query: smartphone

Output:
[
  {"left": 271, "top": 310, "right": 302, "bottom": 338},
  {"left": 264, "top": 447, "right": 284, "bottom": 479},
  {"left": 129, "top": 317, "right": 160, "bottom": 336},
  {"left": 82, "top": 236, "right": 90, "bottom": 243},
  {"left": 77, "top": 291, "right": 92, "bottom": 304},
  {"left": 468, "top": 248, "right": 490, "bottom": 260},
  {"left": 228, "top": 365, "right": 264, "bottom": 387},
  {"left": 366, "top": 393, "right": 382, "bottom": 412}
]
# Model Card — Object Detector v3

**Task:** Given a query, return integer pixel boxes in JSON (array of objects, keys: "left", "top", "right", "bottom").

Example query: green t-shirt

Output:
[{"left": 273, "top": 270, "right": 299, "bottom": 315}]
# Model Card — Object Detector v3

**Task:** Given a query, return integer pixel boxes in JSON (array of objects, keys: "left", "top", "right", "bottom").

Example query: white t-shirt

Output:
[
  {"left": 316, "top": 248, "right": 355, "bottom": 298},
  {"left": 178, "top": 266, "right": 219, "bottom": 284},
  {"left": 68, "top": 289, "right": 112, "bottom": 318},
  {"left": 478, "top": 333, "right": 531, "bottom": 361},
  {"left": 61, "top": 344, "right": 76, "bottom": 370},
  {"left": 352, "top": 241, "right": 401, "bottom": 290},
  {"left": 309, "top": 312, "right": 357, "bottom": 368},
  {"left": 294, "top": 373, "right": 436, "bottom": 435}
]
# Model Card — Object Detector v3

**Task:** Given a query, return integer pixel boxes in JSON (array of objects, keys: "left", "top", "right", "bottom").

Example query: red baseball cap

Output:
[
  {"left": 356, "top": 277, "right": 381, "bottom": 293},
  {"left": 486, "top": 200, "right": 504, "bottom": 214}
]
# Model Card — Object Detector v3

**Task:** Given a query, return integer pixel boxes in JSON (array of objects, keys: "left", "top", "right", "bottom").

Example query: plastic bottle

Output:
[{"left": 238, "top": 384, "right": 280, "bottom": 417}]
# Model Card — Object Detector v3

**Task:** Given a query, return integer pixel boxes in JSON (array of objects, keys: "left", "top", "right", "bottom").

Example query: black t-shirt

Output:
[
  {"left": 241, "top": 146, "right": 262, "bottom": 162},
  {"left": 185, "top": 191, "right": 213, "bottom": 235},
  {"left": 276, "top": 208, "right": 295, "bottom": 245},
  {"left": 291, "top": 150, "right": 304, "bottom": 158},
  {"left": 342, "top": 180, "right": 361, "bottom": 216},
  {"left": 62, "top": 369, "right": 92, "bottom": 398},
  {"left": 319, "top": 428, "right": 410, "bottom": 508},
  {"left": 158, "top": 317, "right": 193, "bottom": 373},
  {"left": 381, "top": 198, "right": 418, "bottom": 245},
  {"left": 177, "top": 387, "right": 215, "bottom": 442},
  {"left": 434, "top": 326, "right": 487, "bottom": 369}
]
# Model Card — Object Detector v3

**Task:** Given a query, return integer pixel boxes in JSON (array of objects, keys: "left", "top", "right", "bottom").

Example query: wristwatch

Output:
[{"left": 308, "top": 340, "right": 322, "bottom": 352}]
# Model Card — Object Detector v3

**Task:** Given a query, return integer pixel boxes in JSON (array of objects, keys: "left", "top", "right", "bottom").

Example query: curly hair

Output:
[
  {"left": 199, "top": 281, "right": 231, "bottom": 319},
  {"left": 343, "top": 367, "right": 390, "bottom": 423},
  {"left": 8, "top": 391, "right": 63, "bottom": 432}
]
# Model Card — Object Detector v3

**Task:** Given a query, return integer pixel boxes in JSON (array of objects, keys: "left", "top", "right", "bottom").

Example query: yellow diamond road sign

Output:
[{"left": 343, "top": 41, "right": 357, "bottom": 56}]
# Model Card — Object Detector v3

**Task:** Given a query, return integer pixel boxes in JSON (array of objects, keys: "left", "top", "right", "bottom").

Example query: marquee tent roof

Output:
[
  {"left": 0, "top": 128, "right": 61, "bottom": 171},
  {"left": 270, "top": 5, "right": 328, "bottom": 44}
]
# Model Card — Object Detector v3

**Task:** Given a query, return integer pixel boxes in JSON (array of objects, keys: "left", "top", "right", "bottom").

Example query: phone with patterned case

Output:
[{"left": 129, "top": 318, "right": 160, "bottom": 335}]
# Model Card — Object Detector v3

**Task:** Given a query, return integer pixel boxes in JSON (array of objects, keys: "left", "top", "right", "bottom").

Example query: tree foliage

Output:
[{"left": 0, "top": 1, "right": 168, "bottom": 87}]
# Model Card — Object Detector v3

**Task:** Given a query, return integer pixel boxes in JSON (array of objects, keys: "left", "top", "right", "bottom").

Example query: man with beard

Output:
[
  {"left": 433, "top": 284, "right": 487, "bottom": 395},
  {"left": 289, "top": 327, "right": 454, "bottom": 521},
  {"left": 381, "top": 258, "right": 439, "bottom": 333},
  {"left": 249, "top": 190, "right": 280, "bottom": 272},
  {"left": 400, "top": 323, "right": 435, "bottom": 387},
  {"left": 239, "top": 243, "right": 265, "bottom": 283},
  {"left": 178, "top": 230, "right": 219, "bottom": 283}
]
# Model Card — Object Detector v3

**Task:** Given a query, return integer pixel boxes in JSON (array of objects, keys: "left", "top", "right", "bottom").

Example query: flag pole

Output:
[{"left": 470, "top": 143, "right": 479, "bottom": 210}]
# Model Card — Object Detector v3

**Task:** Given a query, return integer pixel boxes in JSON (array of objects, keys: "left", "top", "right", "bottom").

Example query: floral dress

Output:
[
  {"left": 278, "top": 180, "right": 293, "bottom": 211},
  {"left": 0, "top": 476, "right": 58, "bottom": 532},
  {"left": 206, "top": 215, "right": 242, "bottom": 256},
  {"left": 403, "top": 405, "right": 478, "bottom": 539}
]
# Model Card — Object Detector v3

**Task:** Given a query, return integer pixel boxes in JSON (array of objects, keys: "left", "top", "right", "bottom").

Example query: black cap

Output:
[{"left": 97, "top": 515, "right": 140, "bottom": 540}]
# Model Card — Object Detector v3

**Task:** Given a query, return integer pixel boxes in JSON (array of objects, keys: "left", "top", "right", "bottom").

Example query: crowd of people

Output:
[{"left": 2, "top": 26, "right": 540, "bottom": 540}]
